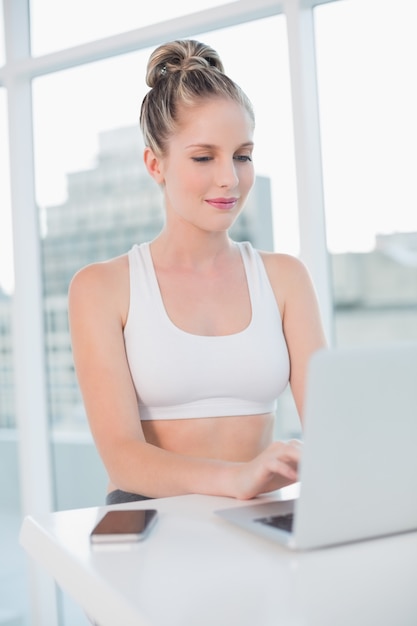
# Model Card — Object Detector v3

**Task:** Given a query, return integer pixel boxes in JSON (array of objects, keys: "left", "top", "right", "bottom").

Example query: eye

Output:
[
  {"left": 234, "top": 154, "right": 252, "bottom": 162},
  {"left": 191, "top": 156, "right": 212, "bottom": 163}
]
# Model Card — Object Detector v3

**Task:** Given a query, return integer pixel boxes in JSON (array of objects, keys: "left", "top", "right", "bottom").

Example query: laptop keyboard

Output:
[{"left": 255, "top": 512, "right": 294, "bottom": 533}]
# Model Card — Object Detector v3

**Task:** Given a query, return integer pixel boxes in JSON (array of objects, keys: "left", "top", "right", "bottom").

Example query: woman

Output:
[{"left": 68, "top": 39, "right": 327, "bottom": 505}]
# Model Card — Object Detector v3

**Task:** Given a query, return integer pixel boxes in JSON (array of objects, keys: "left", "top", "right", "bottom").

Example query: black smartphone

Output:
[{"left": 90, "top": 509, "right": 158, "bottom": 544}]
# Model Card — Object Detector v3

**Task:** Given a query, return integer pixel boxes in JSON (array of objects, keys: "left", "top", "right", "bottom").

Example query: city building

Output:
[{"left": 332, "top": 232, "right": 417, "bottom": 345}]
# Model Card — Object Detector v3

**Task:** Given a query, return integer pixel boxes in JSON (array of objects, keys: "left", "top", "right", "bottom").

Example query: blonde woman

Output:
[{"left": 69, "top": 40, "right": 326, "bottom": 505}]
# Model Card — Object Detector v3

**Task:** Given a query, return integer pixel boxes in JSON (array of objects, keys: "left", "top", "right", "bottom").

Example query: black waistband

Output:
[{"left": 105, "top": 489, "right": 153, "bottom": 505}]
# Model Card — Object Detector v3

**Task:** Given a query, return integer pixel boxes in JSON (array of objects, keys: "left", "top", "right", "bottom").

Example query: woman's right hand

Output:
[{"left": 233, "top": 439, "right": 302, "bottom": 500}]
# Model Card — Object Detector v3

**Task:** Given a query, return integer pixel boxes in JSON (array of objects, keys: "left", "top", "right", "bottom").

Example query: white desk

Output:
[{"left": 20, "top": 489, "right": 417, "bottom": 626}]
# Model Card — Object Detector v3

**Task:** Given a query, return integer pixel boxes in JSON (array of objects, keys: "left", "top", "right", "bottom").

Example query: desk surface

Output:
[{"left": 20, "top": 489, "right": 417, "bottom": 626}]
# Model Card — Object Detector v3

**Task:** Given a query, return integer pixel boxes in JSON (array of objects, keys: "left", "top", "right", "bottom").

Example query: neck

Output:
[{"left": 150, "top": 226, "right": 235, "bottom": 271}]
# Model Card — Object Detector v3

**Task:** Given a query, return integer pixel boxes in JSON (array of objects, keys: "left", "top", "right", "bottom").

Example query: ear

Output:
[{"left": 144, "top": 147, "right": 165, "bottom": 185}]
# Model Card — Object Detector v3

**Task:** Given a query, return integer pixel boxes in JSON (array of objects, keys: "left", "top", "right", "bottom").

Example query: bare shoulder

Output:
[
  {"left": 69, "top": 254, "right": 128, "bottom": 292},
  {"left": 258, "top": 250, "right": 313, "bottom": 292},
  {"left": 68, "top": 254, "right": 130, "bottom": 324}
]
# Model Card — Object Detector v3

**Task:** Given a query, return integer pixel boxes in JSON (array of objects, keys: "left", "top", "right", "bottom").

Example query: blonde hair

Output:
[{"left": 140, "top": 39, "right": 254, "bottom": 156}]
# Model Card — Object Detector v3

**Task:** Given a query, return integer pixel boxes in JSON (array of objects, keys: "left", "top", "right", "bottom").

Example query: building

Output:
[{"left": 331, "top": 233, "right": 417, "bottom": 345}]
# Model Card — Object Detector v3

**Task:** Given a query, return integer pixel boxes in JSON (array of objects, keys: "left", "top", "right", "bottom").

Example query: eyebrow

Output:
[{"left": 185, "top": 142, "right": 254, "bottom": 150}]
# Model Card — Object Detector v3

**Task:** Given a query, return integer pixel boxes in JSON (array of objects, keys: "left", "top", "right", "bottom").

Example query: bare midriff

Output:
[
  {"left": 142, "top": 412, "right": 275, "bottom": 461},
  {"left": 107, "top": 412, "right": 275, "bottom": 494}
]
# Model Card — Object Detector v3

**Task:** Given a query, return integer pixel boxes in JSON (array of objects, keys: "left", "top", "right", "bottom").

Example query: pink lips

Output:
[{"left": 205, "top": 197, "right": 238, "bottom": 210}]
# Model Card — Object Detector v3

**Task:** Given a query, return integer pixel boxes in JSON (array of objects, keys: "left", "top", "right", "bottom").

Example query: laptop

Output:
[{"left": 215, "top": 342, "right": 417, "bottom": 550}]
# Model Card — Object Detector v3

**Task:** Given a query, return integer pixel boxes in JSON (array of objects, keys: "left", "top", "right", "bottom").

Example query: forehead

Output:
[{"left": 174, "top": 97, "right": 254, "bottom": 143}]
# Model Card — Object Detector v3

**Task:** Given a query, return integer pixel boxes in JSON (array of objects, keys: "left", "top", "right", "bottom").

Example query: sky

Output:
[{"left": 1, "top": 0, "right": 417, "bottom": 294}]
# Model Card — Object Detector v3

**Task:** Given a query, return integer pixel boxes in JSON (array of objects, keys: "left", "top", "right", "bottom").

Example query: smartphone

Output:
[{"left": 90, "top": 509, "right": 158, "bottom": 544}]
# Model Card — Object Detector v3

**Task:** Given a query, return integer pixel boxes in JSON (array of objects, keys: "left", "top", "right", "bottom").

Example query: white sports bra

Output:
[{"left": 123, "top": 241, "right": 290, "bottom": 420}]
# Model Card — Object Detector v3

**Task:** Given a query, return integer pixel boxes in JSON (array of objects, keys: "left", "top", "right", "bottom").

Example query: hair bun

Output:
[{"left": 146, "top": 39, "right": 224, "bottom": 88}]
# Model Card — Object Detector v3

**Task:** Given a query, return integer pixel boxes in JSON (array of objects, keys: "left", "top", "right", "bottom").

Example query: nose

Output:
[{"left": 215, "top": 158, "right": 239, "bottom": 189}]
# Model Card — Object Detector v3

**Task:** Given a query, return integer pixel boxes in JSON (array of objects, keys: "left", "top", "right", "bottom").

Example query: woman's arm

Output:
[
  {"left": 261, "top": 252, "right": 328, "bottom": 423},
  {"left": 68, "top": 258, "right": 300, "bottom": 499}
]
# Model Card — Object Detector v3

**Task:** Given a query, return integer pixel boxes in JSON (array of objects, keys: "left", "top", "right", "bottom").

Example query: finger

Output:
[{"left": 267, "top": 457, "right": 298, "bottom": 481}]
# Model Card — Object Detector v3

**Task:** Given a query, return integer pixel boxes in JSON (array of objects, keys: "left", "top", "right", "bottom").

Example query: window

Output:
[
  {"left": 30, "top": 0, "right": 231, "bottom": 56},
  {"left": 315, "top": 0, "right": 417, "bottom": 346}
]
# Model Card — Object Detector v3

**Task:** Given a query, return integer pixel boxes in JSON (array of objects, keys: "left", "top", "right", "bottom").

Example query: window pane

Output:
[
  {"left": 315, "top": 0, "right": 417, "bottom": 346},
  {"left": 30, "top": 0, "right": 230, "bottom": 56}
]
